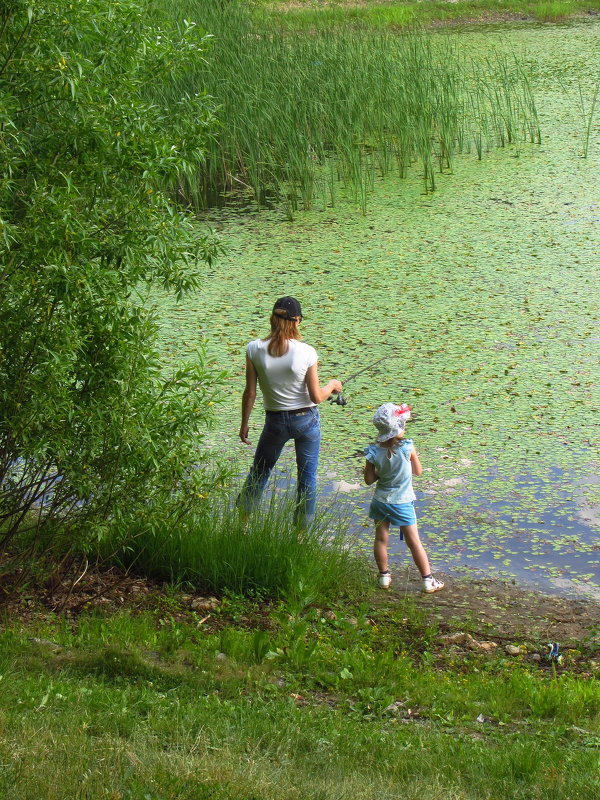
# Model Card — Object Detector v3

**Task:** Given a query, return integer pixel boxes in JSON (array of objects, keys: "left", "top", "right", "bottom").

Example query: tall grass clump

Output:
[
  {"left": 531, "top": 1, "right": 572, "bottom": 22},
  {"left": 103, "top": 494, "right": 367, "bottom": 601},
  {"left": 151, "top": 0, "right": 540, "bottom": 214}
]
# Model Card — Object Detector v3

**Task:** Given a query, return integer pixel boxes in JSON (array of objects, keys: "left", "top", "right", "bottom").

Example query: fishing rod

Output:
[{"left": 330, "top": 355, "right": 388, "bottom": 406}]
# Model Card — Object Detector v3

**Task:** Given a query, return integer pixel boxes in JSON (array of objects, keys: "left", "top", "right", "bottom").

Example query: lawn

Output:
[{"left": 1, "top": 573, "right": 599, "bottom": 799}]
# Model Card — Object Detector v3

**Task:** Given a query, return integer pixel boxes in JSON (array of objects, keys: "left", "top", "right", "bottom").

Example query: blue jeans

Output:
[{"left": 239, "top": 407, "right": 321, "bottom": 524}]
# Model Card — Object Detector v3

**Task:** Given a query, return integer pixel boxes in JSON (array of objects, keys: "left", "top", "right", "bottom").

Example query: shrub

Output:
[{"left": 0, "top": 0, "right": 224, "bottom": 577}]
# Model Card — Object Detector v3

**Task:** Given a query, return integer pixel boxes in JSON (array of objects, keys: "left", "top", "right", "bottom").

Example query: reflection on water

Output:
[
  {"left": 420, "top": 469, "right": 600, "bottom": 598},
  {"left": 321, "top": 465, "right": 600, "bottom": 600}
]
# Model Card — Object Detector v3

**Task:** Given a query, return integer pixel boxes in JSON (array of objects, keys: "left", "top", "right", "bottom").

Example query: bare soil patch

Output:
[{"left": 399, "top": 572, "right": 600, "bottom": 650}]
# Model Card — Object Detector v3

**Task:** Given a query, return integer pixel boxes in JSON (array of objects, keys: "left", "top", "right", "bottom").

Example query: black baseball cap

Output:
[{"left": 273, "top": 296, "right": 303, "bottom": 321}]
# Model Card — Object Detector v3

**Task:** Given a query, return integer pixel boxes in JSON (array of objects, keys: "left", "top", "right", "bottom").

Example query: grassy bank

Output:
[
  {"left": 259, "top": 0, "right": 600, "bottom": 29},
  {"left": 99, "top": 496, "right": 367, "bottom": 601},
  {"left": 1, "top": 585, "right": 599, "bottom": 799}
]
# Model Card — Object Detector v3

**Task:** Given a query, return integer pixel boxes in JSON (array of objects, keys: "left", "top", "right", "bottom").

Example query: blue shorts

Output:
[{"left": 369, "top": 498, "right": 417, "bottom": 537}]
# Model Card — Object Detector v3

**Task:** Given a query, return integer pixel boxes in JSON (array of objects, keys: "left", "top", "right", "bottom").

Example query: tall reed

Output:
[
  {"left": 152, "top": 1, "right": 540, "bottom": 213},
  {"left": 578, "top": 80, "right": 599, "bottom": 158}
]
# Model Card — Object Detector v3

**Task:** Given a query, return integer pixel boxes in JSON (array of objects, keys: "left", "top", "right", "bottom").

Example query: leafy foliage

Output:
[{"left": 0, "top": 0, "right": 224, "bottom": 570}]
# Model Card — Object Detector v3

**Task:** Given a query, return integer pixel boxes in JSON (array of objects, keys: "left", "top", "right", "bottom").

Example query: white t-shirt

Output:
[{"left": 246, "top": 338, "right": 318, "bottom": 411}]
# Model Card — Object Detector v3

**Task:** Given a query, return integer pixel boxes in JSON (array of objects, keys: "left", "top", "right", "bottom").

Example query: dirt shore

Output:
[
  {"left": 3, "top": 567, "right": 599, "bottom": 656},
  {"left": 401, "top": 573, "right": 600, "bottom": 648}
]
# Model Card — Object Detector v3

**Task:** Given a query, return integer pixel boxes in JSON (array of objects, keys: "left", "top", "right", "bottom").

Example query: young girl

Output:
[{"left": 364, "top": 402, "right": 444, "bottom": 593}]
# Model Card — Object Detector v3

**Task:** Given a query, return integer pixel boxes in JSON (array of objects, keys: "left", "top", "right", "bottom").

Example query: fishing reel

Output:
[
  {"left": 330, "top": 392, "right": 348, "bottom": 406},
  {"left": 327, "top": 355, "right": 388, "bottom": 408}
]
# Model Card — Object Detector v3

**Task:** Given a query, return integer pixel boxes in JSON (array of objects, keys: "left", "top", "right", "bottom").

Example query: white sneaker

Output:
[
  {"left": 423, "top": 575, "right": 444, "bottom": 594},
  {"left": 378, "top": 572, "right": 392, "bottom": 589}
]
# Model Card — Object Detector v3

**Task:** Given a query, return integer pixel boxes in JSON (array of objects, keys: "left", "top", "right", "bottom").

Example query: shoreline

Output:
[
  {"left": 3, "top": 564, "right": 599, "bottom": 651},
  {"left": 264, "top": 1, "right": 600, "bottom": 30},
  {"left": 320, "top": 483, "right": 600, "bottom": 604},
  {"left": 395, "top": 571, "right": 600, "bottom": 650}
]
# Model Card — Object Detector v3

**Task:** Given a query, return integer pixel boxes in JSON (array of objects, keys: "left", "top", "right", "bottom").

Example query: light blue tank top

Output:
[{"left": 364, "top": 439, "right": 416, "bottom": 504}]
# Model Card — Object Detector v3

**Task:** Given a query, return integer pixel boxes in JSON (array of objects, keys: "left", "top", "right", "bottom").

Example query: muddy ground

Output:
[{"left": 400, "top": 573, "right": 600, "bottom": 648}]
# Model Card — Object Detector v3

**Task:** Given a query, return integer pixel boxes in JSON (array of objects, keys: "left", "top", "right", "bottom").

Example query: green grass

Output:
[
  {"left": 530, "top": 0, "right": 574, "bottom": 20},
  {"left": 100, "top": 494, "right": 368, "bottom": 601},
  {"left": 151, "top": 0, "right": 540, "bottom": 214},
  {"left": 1, "top": 597, "right": 599, "bottom": 799}
]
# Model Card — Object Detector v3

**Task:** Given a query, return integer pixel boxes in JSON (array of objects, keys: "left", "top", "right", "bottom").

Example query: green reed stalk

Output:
[
  {"left": 578, "top": 80, "right": 600, "bottom": 158},
  {"left": 102, "top": 493, "right": 366, "bottom": 599}
]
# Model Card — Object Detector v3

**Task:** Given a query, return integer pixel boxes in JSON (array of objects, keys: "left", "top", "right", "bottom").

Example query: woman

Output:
[{"left": 239, "top": 296, "right": 342, "bottom": 525}]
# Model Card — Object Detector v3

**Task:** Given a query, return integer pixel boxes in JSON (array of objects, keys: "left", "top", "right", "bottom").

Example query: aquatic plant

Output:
[
  {"left": 577, "top": 79, "right": 599, "bottom": 158},
  {"left": 152, "top": 1, "right": 540, "bottom": 214}
]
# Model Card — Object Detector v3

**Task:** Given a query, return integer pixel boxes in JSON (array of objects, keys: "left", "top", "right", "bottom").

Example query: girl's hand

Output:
[{"left": 239, "top": 425, "right": 251, "bottom": 445}]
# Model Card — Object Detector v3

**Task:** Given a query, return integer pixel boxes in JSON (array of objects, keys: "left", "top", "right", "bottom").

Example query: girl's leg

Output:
[
  {"left": 374, "top": 520, "right": 390, "bottom": 574},
  {"left": 400, "top": 523, "right": 431, "bottom": 577}
]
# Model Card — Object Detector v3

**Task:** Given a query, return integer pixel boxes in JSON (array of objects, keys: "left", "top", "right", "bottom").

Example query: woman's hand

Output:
[
  {"left": 239, "top": 424, "right": 251, "bottom": 445},
  {"left": 306, "top": 366, "right": 343, "bottom": 404}
]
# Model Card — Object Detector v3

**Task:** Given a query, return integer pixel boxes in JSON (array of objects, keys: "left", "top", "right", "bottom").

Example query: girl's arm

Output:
[
  {"left": 364, "top": 460, "right": 379, "bottom": 486},
  {"left": 305, "top": 363, "right": 343, "bottom": 405},
  {"left": 410, "top": 448, "right": 423, "bottom": 476},
  {"left": 239, "top": 356, "right": 257, "bottom": 444}
]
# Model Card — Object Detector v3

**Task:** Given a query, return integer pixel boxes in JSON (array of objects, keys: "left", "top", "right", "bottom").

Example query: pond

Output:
[{"left": 156, "top": 21, "right": 600, "bottom": 599}]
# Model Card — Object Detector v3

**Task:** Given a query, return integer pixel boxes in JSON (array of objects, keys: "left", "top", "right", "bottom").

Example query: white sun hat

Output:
[{"left": 372, "top": 402, "right": 412, "bottom": 442}]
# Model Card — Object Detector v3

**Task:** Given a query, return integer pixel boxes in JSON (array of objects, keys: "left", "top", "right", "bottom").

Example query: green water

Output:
[{"left": 157, "top": 22, "right": 600, "bottom": 597}]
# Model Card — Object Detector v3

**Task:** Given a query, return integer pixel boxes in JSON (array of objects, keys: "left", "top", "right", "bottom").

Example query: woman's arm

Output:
[
  {"left": 364, "top": 460, "right": 378, "bottom": 485},
  {"left": 239, "top": 356, "right": 257, "bottom": 444},
  {"left": 410, "top": 448, "right": 423, "bottom": 476},
  {"left": 305, "top": 363, "right": 343, "bottom": 405}
]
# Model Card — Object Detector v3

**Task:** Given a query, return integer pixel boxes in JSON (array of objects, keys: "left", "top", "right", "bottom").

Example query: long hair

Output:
[{"left": 264, "top": 310, "right": 302, "bottom": 357}]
